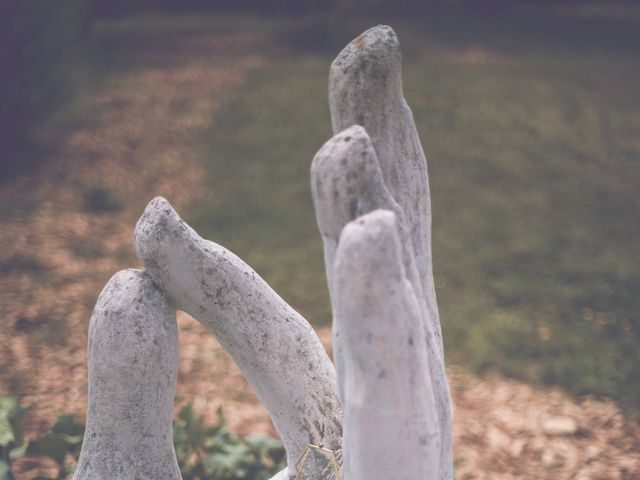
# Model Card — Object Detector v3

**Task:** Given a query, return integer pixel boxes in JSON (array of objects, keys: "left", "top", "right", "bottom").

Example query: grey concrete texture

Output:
[
  {"left": 134, "top": 197, "right": 342, "bottom": 479},
  {"left": 328, "top": 25, "right": 453, "bottom": 479},
  {"left": 74, "top": 269, "right": 181, "bottom": 480},
  {"left": 333, "top": 210, "right": 440, "bottom": 480},
  {"left": 330, "top": 24, "right": 442, "bottom": 351},
  {"left": 312, "top": 125, "right": 423, "bottom": 397},
  {"left": 311, "top": 124, "right": 452, "bottom": 479}
]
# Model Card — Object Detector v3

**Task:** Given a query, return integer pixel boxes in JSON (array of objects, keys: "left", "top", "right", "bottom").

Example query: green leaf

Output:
[
  {"left": 172, "top": 402, "right": 285, "bottom": 479},
  {"left": 176, "top": 404, "right": 207, "bottom": 450},
  {"left": 177, "top": 404, "right": 199, "bottom": 427},
  {"left": 0, "top": 460, "right": 11, "bottom": 480},
  {"left": 0, "top": 397, "right": 19, "bottom": 420},
  {"left": 0, "top": 417, "right": 14, "bottom": 448},
  {"left": 8, "top": 445, "right": 26, "bottom": 460},
  {"left": 26, "top": 433, "right": 75, "bottom": 464},
  {"left": 61, "top": 466, "right": 76, "bottom": 480},
  {"left": 0, "top": 396, "right": 19, "bottom": 447},
  {"left": 52, "top": 415, "right": 84, "bottom": 437},
  {"left": 0, "top": 396, "right": 32, "bottom": 448}
]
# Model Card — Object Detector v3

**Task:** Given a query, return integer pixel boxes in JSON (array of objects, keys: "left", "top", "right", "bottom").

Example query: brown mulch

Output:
[
  {"left": 450, "top": 369, "right": 640, "bottom": 479},
  {"left": 0, "top": 28, "right": 264, "bottom": 439},
  {"left": 0, "top": 28, "right": 638, "bottom": 480}
]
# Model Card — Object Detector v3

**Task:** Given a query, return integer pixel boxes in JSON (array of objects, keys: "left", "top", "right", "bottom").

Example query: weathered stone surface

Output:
[
  {"left": 311, "top": 125, "right": 412, "bottom": 289},
  {"left": 312, "top": 125, "right": 408, "bottom": 400},
  {"left": 134, "top": 197, "right": 342, "bottom": 478},
  {"left": 311, "top": 125, "right": 439, "bottom": 394},
  {"left": 312, "top": 126, "right": 451, "bottom": 478},
  {"left": 333, "top": 210, "right": 440, "bottom": 480},
  {"left": 329, "top": 26, "right": 453, "bottom": 479},
  {"left": 330, "top": 24, "right": 442, "bottom": 354},
  {"left": 75, "top": 269, "right": 181, "bottom": 480}
]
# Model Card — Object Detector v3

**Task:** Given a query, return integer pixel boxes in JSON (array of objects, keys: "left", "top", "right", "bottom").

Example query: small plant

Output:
[
  {"left": 0, "top": 395, "right": 30, "bottom": 480},
  {"left": 174, "top": 404, "right": 286, "bottom": 480},
  {"left": 0, "top": 396, "right": 285, "bottom": 480},
  {"left": 25, "top": 414, "right": 85, "bottom": 479}
]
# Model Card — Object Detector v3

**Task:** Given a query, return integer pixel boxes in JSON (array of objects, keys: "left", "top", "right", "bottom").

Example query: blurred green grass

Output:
[
  {"left": 187, "top": 55, "right": 334, "bottom": 323},
  {"left": 8, "top": 5, "right": 638, "bottom": 412},
  {"left": 182, "top": 8, "right": 639, "bottom": 411}
]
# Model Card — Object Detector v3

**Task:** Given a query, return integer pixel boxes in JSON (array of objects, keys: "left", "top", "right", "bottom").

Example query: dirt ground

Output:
[{"left": 0, "top": 28, "right": 638, "bottom": 480}]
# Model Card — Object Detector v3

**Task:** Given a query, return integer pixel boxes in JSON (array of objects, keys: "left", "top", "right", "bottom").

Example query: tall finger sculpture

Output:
[
  {"left": 333, "top": 210, "right": 440, "bottom": 480},
  {"left": 327, "top": 26, "right": 453, "bottom": 479}
]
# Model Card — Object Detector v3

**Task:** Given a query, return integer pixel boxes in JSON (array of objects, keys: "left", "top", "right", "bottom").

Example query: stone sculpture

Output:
[
  {"left": 75, "top": 25, "right": 453, "bottom": 480},
  {"left": 75, "top": 270, "right": 181, "bottom": 479},
  {"left": 134, "top": 197, "right": 343, "bottom": 478},
  {"left": 327, "top": 25, "right": 453, "bottom": 478}
]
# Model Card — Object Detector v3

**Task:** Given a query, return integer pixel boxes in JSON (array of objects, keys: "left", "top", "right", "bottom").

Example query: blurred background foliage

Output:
[
  {"left": 0, "top": 0, "right": 90, "bottom": 176},
  {"left": 0, "top": 1, "right": 638, "bottom": 476},
  {"left": 181, "top": 2, "right": 640, "bottom": 410},
  {"left": 2, "top": 0, "right": 639, "bottom": 403},
  {"left": 0, "top": 0, "right": 616, "bottom": 175},
  {"left": 0, "top": 395, "right": 284, "bottom": 480}
]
